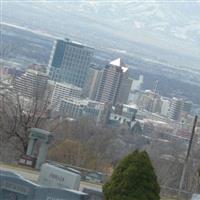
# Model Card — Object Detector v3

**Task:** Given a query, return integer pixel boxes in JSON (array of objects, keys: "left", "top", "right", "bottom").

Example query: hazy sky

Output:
[{"left": 1, "top": 0, "right": 200, "bottom": 66}]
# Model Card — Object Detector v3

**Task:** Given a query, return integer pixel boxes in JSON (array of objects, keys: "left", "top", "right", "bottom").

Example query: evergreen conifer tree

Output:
[{"left": 103, "top": 150, "right": 160, "bottom": 200}]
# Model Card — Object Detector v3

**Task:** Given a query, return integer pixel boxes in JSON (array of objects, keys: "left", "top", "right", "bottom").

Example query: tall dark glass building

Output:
[{"left": 49, "top": 39, "right": 93, "bottom": 88}]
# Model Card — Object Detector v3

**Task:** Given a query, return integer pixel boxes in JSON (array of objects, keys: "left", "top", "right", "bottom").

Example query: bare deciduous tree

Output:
[{"left": 0, "top": 79, "right": 51, "bottom": 155}]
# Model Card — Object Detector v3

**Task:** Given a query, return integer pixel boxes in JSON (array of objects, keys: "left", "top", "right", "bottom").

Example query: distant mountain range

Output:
[
  {"left": 2, "top": 0, "right": 200, "bottom": 69},
  {"left": 53, "top": 0, "right": 200, "bottom": 44}
]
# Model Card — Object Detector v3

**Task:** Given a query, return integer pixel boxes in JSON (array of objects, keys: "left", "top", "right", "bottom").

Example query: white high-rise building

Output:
[
  {"left": 128, "top": 75, "right": 144, "bottom": 102},
  {"left": 160, "top": 98, "right": 171, "bottom": 116},
  {"left": 50, "top": 82, "right": 82, "bottom": 110},
  {"left": 168, "top": 97, "right": 183, "bottom": 121},
  {"left": 14, "top": 66, "right": 48, "bottom": 99},
  {"left": 131, "top": 75, "right": 144, "bottom": 91}
]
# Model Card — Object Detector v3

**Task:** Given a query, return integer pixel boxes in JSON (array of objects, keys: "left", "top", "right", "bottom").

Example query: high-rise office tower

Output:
[
  {"left": 14, "top": 65, "right": 48, "bottom": 99},
  {"left": 168, "top": 97, "right": 183, "bottom": 121},
  {"left": 116, "top": 72, "right": 133, "bottom": 104},
  {"left": 82, "top": 65, "right": 103, "bottom": 100},
  {"left": 49, "top": 39, "right": 93, "bottom": 88},
  {"left": 95, "top": 58, "right": 130, "bottom": 105}
]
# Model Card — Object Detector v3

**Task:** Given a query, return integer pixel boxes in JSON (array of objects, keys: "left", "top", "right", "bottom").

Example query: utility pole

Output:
[{"left": 178, "top": 115, "right": 198, "bottom": 199}]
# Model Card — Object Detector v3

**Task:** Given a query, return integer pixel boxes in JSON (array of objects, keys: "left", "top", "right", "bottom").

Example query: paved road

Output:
[{"left": 0, "top": 163, "right": 39, "bottom": 182}]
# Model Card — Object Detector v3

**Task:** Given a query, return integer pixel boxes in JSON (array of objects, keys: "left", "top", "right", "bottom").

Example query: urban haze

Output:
[{"left": 0, "top": 1, "right": 200, "bottom": 200}]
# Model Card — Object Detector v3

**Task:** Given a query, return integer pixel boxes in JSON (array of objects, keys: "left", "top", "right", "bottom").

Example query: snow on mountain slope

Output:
[
  {"left": 3, "top": 0, "right": 200, "bottom": 44},
  {"left": 66, "top": 0, "right": 200, "bottom": 44},
  {"left": 2, "top": 0, "right": 200, "bottom": 67}
]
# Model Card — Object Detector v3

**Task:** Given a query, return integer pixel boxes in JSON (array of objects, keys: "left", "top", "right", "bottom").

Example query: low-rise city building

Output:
[
  {"left": 60, "top": 98, "right": 107, "bottom": 124},
  {"left": 50, "top": 82, "right": 82, "bottom": 110}
]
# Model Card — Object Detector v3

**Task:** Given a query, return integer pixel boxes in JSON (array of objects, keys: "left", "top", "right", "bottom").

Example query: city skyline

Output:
[{"left": 0, "top": 2, "right": 200, "bottom": 200}]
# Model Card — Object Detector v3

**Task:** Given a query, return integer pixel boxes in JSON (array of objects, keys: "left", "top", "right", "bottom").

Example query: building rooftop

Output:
[
  {"left": 55, "top": 82, "right": 82, "bottom": 91},
  {"left": 56, "top": 38, "right": 94, "bottom": 50},
  {"left": 61, "top": 98, "right": 105, "bottom": 107},
  {"left": 28, "top": 64, "right": 47, "bottom": 73},
  {"left": 109, "top": 58, "right": 128, "bottom": 72},
  {"left": 124, "top": 104, "right": 138, "bottom": 110}
]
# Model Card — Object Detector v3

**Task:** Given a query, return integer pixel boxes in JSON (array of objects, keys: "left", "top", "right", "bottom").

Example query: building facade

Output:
[
  {"left": 160, "top": 98, "right": 171, "bottom": 116},
  {"left": 95, "top": 58, "right": 130, "bottom": 105},
  {"left": 14, "top": 67, "right": 48, "bottom": 99},
  {"left": 116, "top": 75, "right": 133, "bottom": 105},
  {"left": 60, "top": 98, "right": 106, "bottom": 123},
  {"left": 182, "top": 100, "right": 193, "bottom": 114},
  {"left": 110, "top": 104, "right": 138, "bottom": 123},
  {"left": 50, "top": 82, "right": 82, "bottom": 110},
  {"left": 82, "top": 65, "right": 103, "bottom": 100},
  {"left": 128, "top": 75, "right": 144, "bottom": 102},
  {"left": 49, "top": 39, "right": 93, "bottom": 88},
  {"left": 168, "top": 97, "right": 183, "bottom": 121}
]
